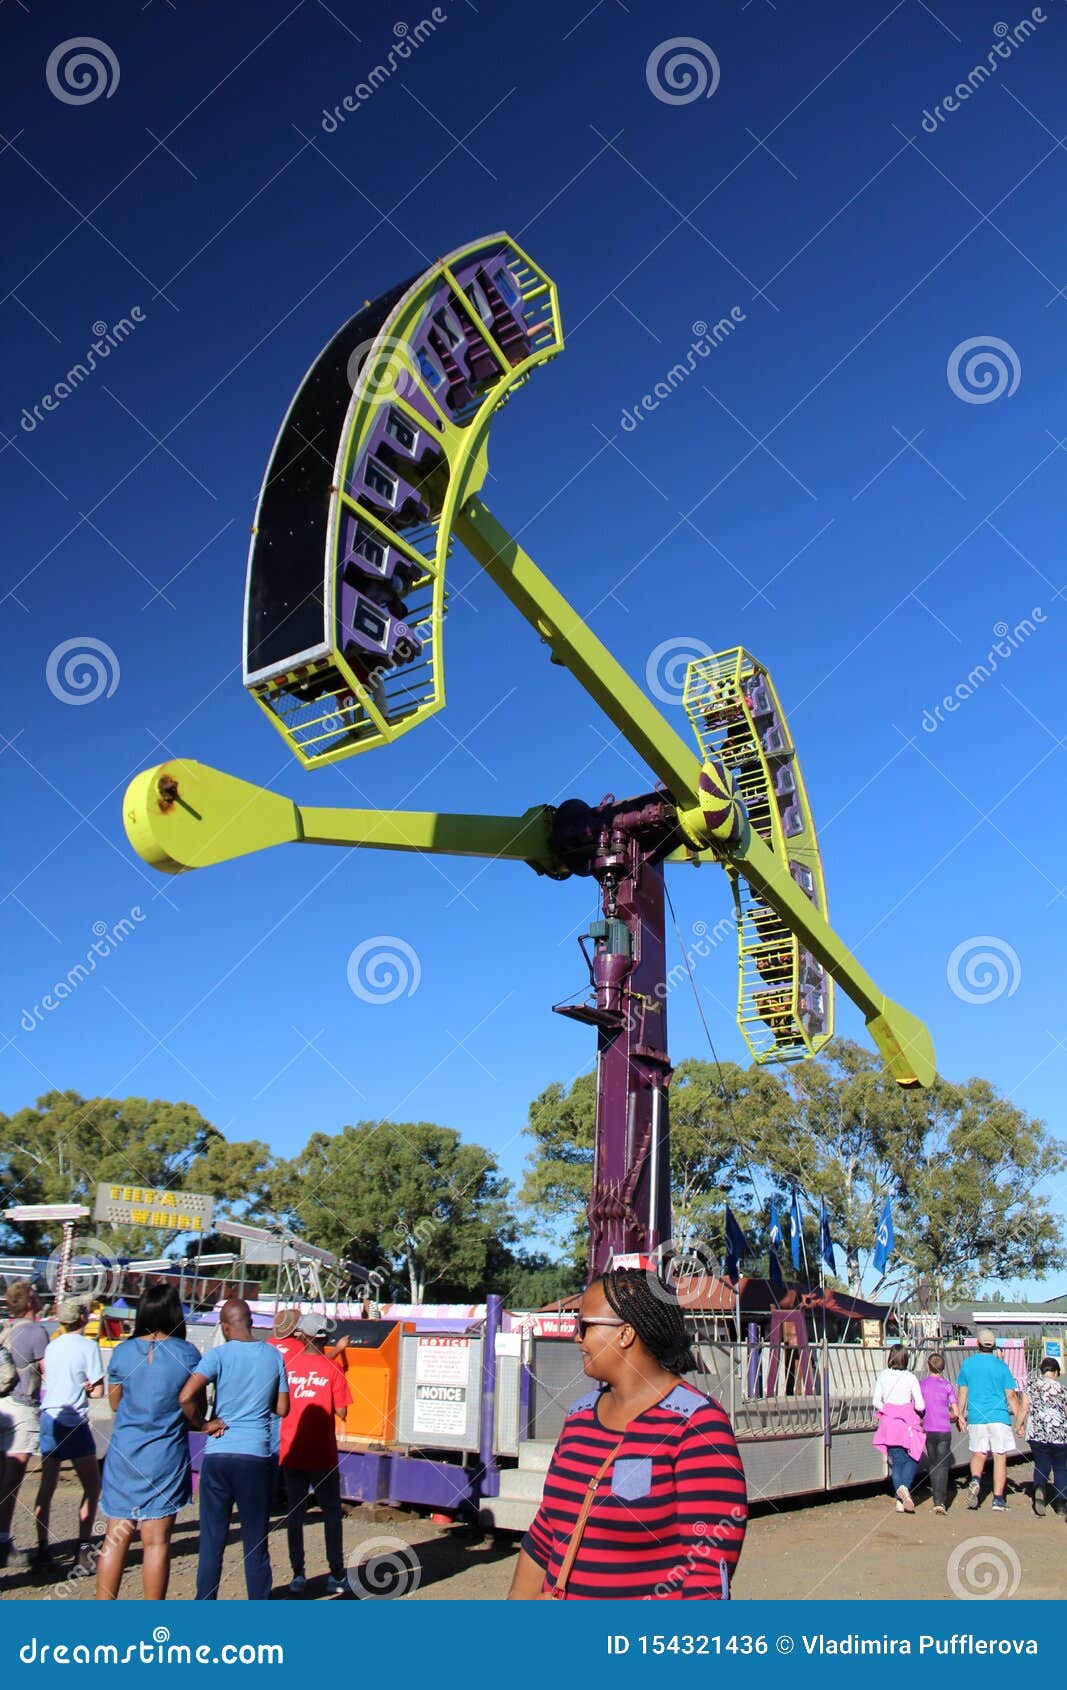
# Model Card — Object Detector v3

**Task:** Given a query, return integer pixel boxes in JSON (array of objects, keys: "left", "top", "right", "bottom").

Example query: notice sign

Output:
[
  {"left": 94, "top": 1183, "right": 214, "bottom": 1234},
  {"left": 412, "top": 1336, "right": 471, "bottom": 1437}
]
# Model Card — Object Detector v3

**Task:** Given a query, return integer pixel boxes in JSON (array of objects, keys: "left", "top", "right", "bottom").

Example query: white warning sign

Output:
[{"left": 412, "top": 1336, "right": 472, "bottom": 1436}]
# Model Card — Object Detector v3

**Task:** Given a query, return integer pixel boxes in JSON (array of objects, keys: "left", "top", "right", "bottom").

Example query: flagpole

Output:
[{"left": 819, "top": 1203, "right": 831, "bottom": 1487}]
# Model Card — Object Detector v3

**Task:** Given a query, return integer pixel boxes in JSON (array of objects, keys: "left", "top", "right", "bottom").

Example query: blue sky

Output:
[{"left": 1, "top": 0, "right": 1065, "bottom": 1297}]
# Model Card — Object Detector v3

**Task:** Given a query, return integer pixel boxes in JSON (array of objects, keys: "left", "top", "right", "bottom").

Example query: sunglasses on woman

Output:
[{"left": 576, "top": 1317, "right": 626, "bottom": 1339}]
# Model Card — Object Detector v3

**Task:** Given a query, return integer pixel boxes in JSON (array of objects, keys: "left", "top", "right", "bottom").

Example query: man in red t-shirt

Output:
[{"left": 280, "top": 1315, "right": 350, "bottom": 1596}]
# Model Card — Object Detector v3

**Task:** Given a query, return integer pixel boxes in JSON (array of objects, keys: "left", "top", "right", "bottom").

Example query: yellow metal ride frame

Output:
[{"left": 124, "top": 234, "right": 935, "bottom": 1091}]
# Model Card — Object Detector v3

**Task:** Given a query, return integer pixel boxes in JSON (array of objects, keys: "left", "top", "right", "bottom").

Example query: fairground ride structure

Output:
[{"left": 123, "top": 234, "right": 935, "bottom": 1279}]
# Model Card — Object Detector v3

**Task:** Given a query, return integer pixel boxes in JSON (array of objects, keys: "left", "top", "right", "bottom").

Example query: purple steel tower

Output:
[{"left": 552, "top": 793, "right": 678, "bottom": 1276}]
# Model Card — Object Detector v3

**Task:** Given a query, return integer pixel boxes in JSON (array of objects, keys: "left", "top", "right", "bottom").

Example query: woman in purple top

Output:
[{"left": 920, "top": 1353, "right": 960, "bottom": 1514}]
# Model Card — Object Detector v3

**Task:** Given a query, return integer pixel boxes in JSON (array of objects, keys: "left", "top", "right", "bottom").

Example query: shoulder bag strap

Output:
[{"left": 548, "top": 1439, "right": 624, "bottom": 1600}]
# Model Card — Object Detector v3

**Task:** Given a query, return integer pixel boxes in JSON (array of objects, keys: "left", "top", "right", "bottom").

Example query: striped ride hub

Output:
[{"left": 697, "top": 758, "right": 745, "bottom": 845}]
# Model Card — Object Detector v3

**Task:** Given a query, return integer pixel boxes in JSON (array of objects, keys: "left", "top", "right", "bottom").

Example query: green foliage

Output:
[
  {"left": 283, "top": 1119, "right": 520, "bottom": 1302},
  {"left": 496, "top": 1253, "right": 583, "bottom": 1309},
  {"left": 4, "top": 1041, "right": 1061, "bottom": 1308},
  {"left": 519, "top": 1039, "right": 1067, "bottom": 1297},
  {"left": 0, "top": 1091, "right": 221, "bottom": 1254},
  {"left": 0, "top": 1094, "right": 288, "bottom": 1258}
]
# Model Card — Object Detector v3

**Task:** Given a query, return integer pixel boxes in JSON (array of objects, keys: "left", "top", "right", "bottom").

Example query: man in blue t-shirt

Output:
[
  {"left": 957, "top": 1329, "right": 1024, "bottom": 1513},
  {"left": 180, "top": 1299, "right": 289, "bottom": 1599}
]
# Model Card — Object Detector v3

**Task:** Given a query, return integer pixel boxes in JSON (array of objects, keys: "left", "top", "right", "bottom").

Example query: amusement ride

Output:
[{"left": 122, "top": 233, "right": 935, "bottom": 1279}]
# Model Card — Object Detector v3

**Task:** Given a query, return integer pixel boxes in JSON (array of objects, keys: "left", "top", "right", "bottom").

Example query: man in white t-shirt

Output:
[{"left": 34, "top": 1298, "right": 104, "bottom": 1573}]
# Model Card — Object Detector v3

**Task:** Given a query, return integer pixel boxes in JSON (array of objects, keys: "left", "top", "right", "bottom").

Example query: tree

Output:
[
  {"left": 751, "top": 1039, "right": 926, "bottom": 1291},
  {"left": 495, "top": 1252, "right": 582, "bottom": 1309},
  {"left": 0, "top": 1091, "right": 221, "bottom": 1255},
  {"left": 195, "top": 1136, "right": 286, "bottom": 1224},
  {"left": 519, "top": 1059, "right": 790, "bottom": 1272},
  {"left": 752, "top": 1040, "right": 1067, "bottom": 1297},
  {"left": 285, "top": 1119, "right": 519, "bottom": 1302},
  {"left": 897, "top": 1075, "right": 1066, "bottom": 1294},
  {"left": 0, "top": 1094, "right": 289, "bottom": 1261}
]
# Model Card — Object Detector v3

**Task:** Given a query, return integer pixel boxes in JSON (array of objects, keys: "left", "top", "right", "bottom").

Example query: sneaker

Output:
[
  {"left": 895, "top": 1500, "right": 905, "bottom": 1513},
  {"left": 74, "top": 1545, "right": 95, "bottom": 1575},
  {"left": 325, "top": 1574, "right": 348, "bottom": 1597},
  {"left": 896, "top": 1485, "right": 915, "bottom": 1513},
  {"left": 933, "top": 1504, "right": 947, "bottom": 1516},
  {"left": 992, "top": 1496, "right": 1008, "bottom": 1512},
  {"left": 967, "top": 1480, "right": 981, "bottom": 1510},
  {"left": 1033, "top": 1495, "right": 1047, "bottom": 1518},
  {"left": 288, "top": 1574, "right": 307, "bottom": 1596}
]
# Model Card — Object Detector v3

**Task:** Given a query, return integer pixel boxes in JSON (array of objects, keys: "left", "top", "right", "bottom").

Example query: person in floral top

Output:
[{"left": 1017, "top": 1357, "right": 1067, "bottom": 1518}]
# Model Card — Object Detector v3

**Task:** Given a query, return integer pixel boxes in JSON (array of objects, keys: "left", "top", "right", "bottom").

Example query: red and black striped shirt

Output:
[{"left": 522, "top": 1382, "right": 747, "bottom": 1600}]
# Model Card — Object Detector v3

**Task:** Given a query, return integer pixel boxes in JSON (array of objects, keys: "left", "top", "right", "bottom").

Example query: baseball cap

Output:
[
  {"left": 298, "top": 1312, "right": 329, "bottom": 1337},
  {"left": 57, "top": 1296, "right": 88, "bottom": 1325},
  {"left": 976, "top": 1327, "right": 998, "bottom": 1348}
]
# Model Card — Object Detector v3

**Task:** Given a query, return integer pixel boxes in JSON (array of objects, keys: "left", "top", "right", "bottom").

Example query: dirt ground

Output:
[{"left": 2, "top": 1466, "right": 1064, "bottom": 1603}]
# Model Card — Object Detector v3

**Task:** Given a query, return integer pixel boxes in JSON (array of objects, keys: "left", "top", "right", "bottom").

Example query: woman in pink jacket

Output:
[{"left": 872, "top": 1346, "right": 926, "bottom": 1513}]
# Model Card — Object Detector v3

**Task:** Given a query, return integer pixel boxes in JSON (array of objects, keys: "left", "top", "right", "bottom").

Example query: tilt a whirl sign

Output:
[{"left": 93, "top": 1183, "right": 214, "bottom": 1233}]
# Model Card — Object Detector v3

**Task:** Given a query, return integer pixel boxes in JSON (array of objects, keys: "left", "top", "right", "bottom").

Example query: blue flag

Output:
[
  {"left": 724, "top": 1207, "right": 749, "bottom": 1284},
  {"left": 768, "top": 1198, "right": 784, "bottom": 1287},
  {"left": 789, "top": 1186, "right": 802, "bottom": 1270},
  {"left": 873, "top": 1196, "right": 894, "bottom": 1274},
  {"left": 819, "top": 1198, "right": 836, "bottom": 1275}
]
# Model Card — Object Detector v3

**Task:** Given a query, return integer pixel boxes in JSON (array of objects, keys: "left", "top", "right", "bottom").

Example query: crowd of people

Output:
[
  {"left": 0, "top": 1280, "right": 352, "bottom": 1598},
  {"left": 871, "top": 1328, "right": 1067, "bottom": 1517},
  {"left": 2, "top": 1274, "right": 1065, "bottom": 1603}
]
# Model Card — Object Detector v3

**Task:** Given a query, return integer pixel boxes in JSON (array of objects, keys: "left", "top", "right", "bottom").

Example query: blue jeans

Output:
[
  {"left": 282, "top": 1466, "right": 344, "bottom": 1580},
  {"left": 889, "top": 1446, "right": 919, "bottom": 1493},
  {"left": 196, "top": 1454, "right": 274, "bottom": 1600},
  {"left": 1031, "top": 1440, "right": 1067, "bottom": 1508}
]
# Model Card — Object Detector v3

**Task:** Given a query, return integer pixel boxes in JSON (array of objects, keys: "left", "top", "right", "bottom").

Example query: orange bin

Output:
[{"left": 332, "top": 1320, "right": 413, "bottom": 1444}]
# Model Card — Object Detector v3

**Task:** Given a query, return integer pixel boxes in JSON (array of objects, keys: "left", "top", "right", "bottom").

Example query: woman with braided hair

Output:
[{"left": 507, "top": 1266, "right": 747, "bottom": 1600}]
